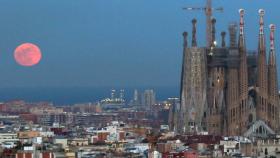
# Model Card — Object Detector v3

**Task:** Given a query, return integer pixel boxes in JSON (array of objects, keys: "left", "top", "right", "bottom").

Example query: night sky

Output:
[{"left": 0, "top": 0, "right": 278, "bottom": 88}]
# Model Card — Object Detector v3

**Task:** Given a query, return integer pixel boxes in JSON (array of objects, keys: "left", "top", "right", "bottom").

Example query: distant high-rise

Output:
[
  {"left": 120, "top": 89, "right": 125, "bottom": 101},
  {"left": 142, "top": 89, "right": 156, "bottom": 109},
  {"left": 129, "top": 89, "right": 141, "bottom": 106},
  {"left": 111, "top": 89, "right": 116, "bottom": 100},
  {"left": 133, "top": 89, "right": 139, "bottom": 103}
]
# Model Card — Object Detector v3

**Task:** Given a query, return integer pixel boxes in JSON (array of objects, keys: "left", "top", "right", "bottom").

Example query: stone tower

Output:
[
  {"left": 226, "top": 22, "right": 240, "bottom": 136},
  {"left": 179, "top": 19, "right": 208, "bottom": 134},
  {"left": 256, "top": 9, "right": 269, "bottom": 123},
  {"left": 267, "top": 24, "right": 279, "bottom": 131},
  {"left": 238, "top": 9, "right": 249, "bottom": 134},
  {"left": 207, "top": 18, "right": 226, "bottom": 135}
]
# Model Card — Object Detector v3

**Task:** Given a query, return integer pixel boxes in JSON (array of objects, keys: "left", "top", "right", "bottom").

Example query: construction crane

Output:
[{"left": 183, "top": 0, "right": 223, "bottom": 47}]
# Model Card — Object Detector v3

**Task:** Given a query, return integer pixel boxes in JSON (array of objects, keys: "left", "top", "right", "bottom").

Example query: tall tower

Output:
[
  {"left": 179, "top": 19, "right": 208, "bottom": 134},
  {"left": 176, "top": 31, "right": 188, "bottom": 133},
  {"left": 206, "top": 18, "right": 226, "bottom": 135},
  {"left": 238, "top": 9, "right": 249, "bottom": 133},
  {"left": 268, "top": 24, "right": 279, "bottom": 130},
  {"left": 226, "top": 17, "right": 240, "bottom": 136},
  {"left": 256, "top": 9, "right": 269, "bottom": 123}
]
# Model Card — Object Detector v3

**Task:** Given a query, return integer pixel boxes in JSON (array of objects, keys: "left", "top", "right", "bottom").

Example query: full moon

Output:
[{"left": 14, "top": 43, "right": 42, "bottom": 67}]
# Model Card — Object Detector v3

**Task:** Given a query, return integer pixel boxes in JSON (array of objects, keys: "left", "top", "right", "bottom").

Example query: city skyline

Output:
[
  {"left": 0, "top": 1, "right": 278, "bottom": 157},
  {"left": 0, "top": 0, "right": 278, "bottom": 88}
]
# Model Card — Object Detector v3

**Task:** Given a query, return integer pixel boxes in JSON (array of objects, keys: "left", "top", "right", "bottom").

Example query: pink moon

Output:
[{"left": 14, "top": 43, "right": 42, "bottom": 67}]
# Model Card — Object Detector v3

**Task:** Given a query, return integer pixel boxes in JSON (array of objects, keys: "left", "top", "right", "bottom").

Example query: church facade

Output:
[{"left": 175, "top": 9, "right": 279, "bottom": 136}]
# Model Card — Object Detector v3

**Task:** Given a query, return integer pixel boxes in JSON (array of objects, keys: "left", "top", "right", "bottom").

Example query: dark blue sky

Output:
[{"left": 0, "top": 0, "right": 278, "bottom": 88}]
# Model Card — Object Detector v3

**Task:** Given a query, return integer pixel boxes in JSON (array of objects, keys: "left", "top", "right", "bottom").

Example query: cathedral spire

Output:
[
  {"left": 211, "top": 18, "right": 216, "bottom": 47},
  {"left": 258, "top": 9, "right": 266, "bottom": 53},
  {"left": 183, "top": 32, "right": 188, "bottom": 48},
  {"left": 268, "top": 24, "right": 278, "bottom": 99},
  {"left": 180, "top": 31, "right": 188, "bottom": 102},
  {"left": 256, "top": 9, "right": 269, "bottom": 125},
  {"left": 257, "top": 9, "right": 268, "bottom": 94},
  {"left": 269, "top": 24, "right": 276, "bottom": 66},
  {"left": 192, "top": 19, "right": 197, "bottom": 47},
  {"left": 238, "top": 9, "right": 246, "bottom": 51},
  {"left": 237, "top": 9, "right": 249, "bottom": 133},
  {"left": 239, "top": 9, "right": 245, "bottom": 36},
  {"left": 259, "top": 9, "right": 265, "bottom": 35},
  {"left": 268, "top": 24, "right": 279, "bottom": 131},
  {"left": 238, "top": 9, "right": 248, "bottom": 99}
]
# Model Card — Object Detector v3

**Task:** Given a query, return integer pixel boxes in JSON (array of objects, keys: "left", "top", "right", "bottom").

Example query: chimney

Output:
[{"left": 192, "top": 19, "right": 197, "bottom": 47}]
